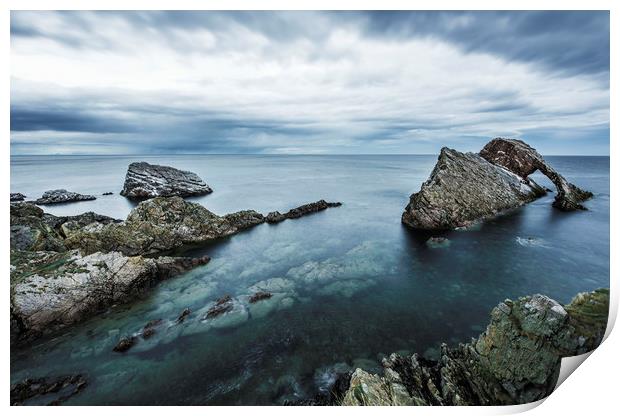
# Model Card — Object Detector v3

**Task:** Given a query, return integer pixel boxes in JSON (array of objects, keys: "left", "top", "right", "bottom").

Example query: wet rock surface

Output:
[
  {"left": 10, "top": 249, "right": 210, "bottom": 342},
  {"left": 339, "top": 288, "right": 609, "bottom": 406},
  {"left": 10, "top": 374, "right": 87, "bottom": 405},
  {"left": 402, "top": 138, "right": 592, "bottom": 230},
  {"left": 34, "top": 189, "right": 96, "bottom": 205},
  {"left": 480, "top": 138, "right": 593, "bottom": 211},
  {"left": 121, "top": 162, "right": 213, "bottom": 199},
  {"left": 113, "top": 336, "right": 137, "bottom": 353}
]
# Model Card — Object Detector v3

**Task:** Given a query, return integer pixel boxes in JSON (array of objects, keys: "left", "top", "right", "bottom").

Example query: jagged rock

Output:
[
  {"left": 10, "top": 204, "right": 121, "bottom": 252},
  {"left": 267, "top": 200, "right": 342, "bottom": 224},
  {"left": 223, "top": 210, "right": 265, "bottom": 230},
  {"left": 120, "top": 162, "right": 212, "bottom": 199},
  {"left": 65, "top": 197, "right": 341, "bottom": 256},
  {"left": 339, "top": 288, "right": 609, "bottom": 406},
  {"left": 11, "top": 192, "right": 26, "bottom": 202},
  {"left": 402, "top": 138, "right": 592, "bottom": 230},
  {"left": 176, "top": 308, "right": 191, "bottom": 323},
  {"left": 10, "top": 203, "right": 66, "bottom": 252},
  {"left": 287, "top": 200, "right": 342, "bottom": 219},
  {"left": 9, "top": 249, "right": 210, "bottom": 342},
  {"left": 141, "top": 319, "right": 164, "bottom": 339},
  {"left": 34, "top": 189, "right": 96, "bottom": 205},
  {"left": 112, "top": 336, "right": 137, "bottom": 352},
  {"left": 402, "top": 147, "right": 547, "bottom": 230},
  {"left": 10, "top": 374, "right": 87, "bottom": 405},
  {"left": 205, "top": 295, "right": 234, "bottom": 318},
  {"left": 480, "top": 138, "right": 593, "bottom": 211},
  {"left": 266, "top": 211, "right": 287, "bottom": 223},
  {"left": 249, "top": 291, "right": 273, "bottom": 303},
  {"left": 64, "top": 197, "right": 237, "bottom": 256}
]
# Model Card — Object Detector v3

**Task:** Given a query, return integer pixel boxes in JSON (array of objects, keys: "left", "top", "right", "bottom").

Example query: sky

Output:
[{"left": 10, "top": 11, "right": 610, "bottom": 155}]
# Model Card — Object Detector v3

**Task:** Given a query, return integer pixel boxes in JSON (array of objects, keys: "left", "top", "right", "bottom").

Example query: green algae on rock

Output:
[{"left": 340, "top": 288, "right": 609, "bottom": 406}]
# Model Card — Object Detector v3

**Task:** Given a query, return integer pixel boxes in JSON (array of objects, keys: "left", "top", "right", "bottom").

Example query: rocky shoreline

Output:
[
  {"left": 335, "top": 288, "right": 609, "bottom": 406},
  {"left": 10, "top": 194, "right": 342, "bottom": 343}
]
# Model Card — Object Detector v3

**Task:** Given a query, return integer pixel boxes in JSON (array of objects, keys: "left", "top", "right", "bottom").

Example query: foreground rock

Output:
[
  {"left": 10, "top": 249, "right": 210, "bottom": 342},
  {"left": 11, "top": 192, "right": 26, "bottom": 202},
  {"left": 34, "top": 189, "right": 96, "bottom": 205},
  {"left": 10, "top": 203, "right": 119, "bottom": 252},
  {"left": 121, "top": 162, "right": 212, "bottom": 199},
  {"left": 340, "top": 288, "right": 609, "bottom": 406},
  {"left": 65, "top": 197, "right": 342, "bottom": 256},
  {"left": 10, "top": 374, "right": 87, "bottom": 405},
  {"left": 480, "top": 138, "right": 593, "bottom": 211},
  {"left": 266, "top": 200, "right": 343, "bottom": 224},
  {"left": 402, "top": 138, "right": 592, "bottom": 230}
]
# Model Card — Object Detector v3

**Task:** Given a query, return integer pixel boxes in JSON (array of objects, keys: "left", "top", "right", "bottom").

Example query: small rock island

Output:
[{"left": 120, "top": 162, "right": 213, "bottom": 199}]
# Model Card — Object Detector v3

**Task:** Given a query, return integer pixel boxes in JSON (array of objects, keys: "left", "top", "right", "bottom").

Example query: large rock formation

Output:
[
  {"left": 402, "top": 148, "right": 546, "bottom": 230},
  {"left": 402, "top": 138, "right": 592, "bottom": 230},
  {"left": 10, "top": 249, "right": 210, "bottom": 342},
  {"left": 120, "top": 162, "right": 213, "bottom": 199},
  {"left": 340, "top": 288, "right": 609, "bottom": 406},
  {"left": 34, "top": 189, "right": 96, "bottom": 205},
  {"left": 480, "top": 138, "right": 593, "bottom": 211},
  {"left": 65, "top": 197, "right": 343, "bottom": 256}
]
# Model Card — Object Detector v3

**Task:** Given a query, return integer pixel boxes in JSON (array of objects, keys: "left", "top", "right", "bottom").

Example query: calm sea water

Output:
[{"left": 10, "top": 155, "right": 610, "bottom": 405}]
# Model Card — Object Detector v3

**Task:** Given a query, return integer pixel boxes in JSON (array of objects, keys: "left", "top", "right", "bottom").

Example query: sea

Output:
[{"left": 9, "top": 154, "right": 610, "bottom": 405}]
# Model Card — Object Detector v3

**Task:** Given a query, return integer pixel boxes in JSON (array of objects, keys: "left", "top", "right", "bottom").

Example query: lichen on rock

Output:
[{"left": 339, "top": 288, "right": 609, "bottom": 406}]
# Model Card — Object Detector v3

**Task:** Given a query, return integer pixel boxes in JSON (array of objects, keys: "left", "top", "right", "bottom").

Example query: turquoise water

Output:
[{"left": 10, "top": 155, "right": 610, "bottom": 405}]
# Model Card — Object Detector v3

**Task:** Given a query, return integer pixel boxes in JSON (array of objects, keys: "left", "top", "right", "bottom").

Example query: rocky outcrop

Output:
[
  {"left": 10, "top": 203, "right": 119, "bottom": 252},
  {"left": 64, "top": 197, "right": 238, "bottom": 256},
  {"left": 402, "top": 138, "right": 592, "bottom": 230},
  {"left": 480, "top": 138, "right": 593, "bottom": 211},
  {"left": 66, "top": 197, "right": 342, "bottom": 256},
  {"left": 266, "top": 200, "right": 343, "bottom": 224},
  {"left": 34, "top": 189, "right": 96, "bottom": 205},
  {"left": 402, "top": 147, "right": 546, "bottom": 230},
  {"left": 10, "top": 249, "right": 210, "bottom": 342},
  {"left": 11, "top": 192, "right": 26, "bottom": 202},
  {"left": 223, "top": 210, "right": 265, "bottom": 230},
  {"left": 10, "top": 374, "right": 87, "bottom": 405},
  {"left": 120, "top": 162, "right": 212, "bottom": 199},
  {"left": 340, "top": 288, "right": 609, "bottom": 406}
]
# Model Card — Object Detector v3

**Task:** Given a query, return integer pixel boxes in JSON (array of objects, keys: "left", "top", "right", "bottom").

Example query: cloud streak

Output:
[{"left": 10, "top": 11, "right": 610, "bottom": 155}]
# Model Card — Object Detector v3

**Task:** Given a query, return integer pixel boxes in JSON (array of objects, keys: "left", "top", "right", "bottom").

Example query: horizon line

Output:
[{"left": 9, "top": 153, "right": 611, "bottom": 157}]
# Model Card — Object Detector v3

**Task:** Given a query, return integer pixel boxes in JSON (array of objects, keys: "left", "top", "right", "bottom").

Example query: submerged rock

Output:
[
  {"left": 112, "top": 336, "right": 137, "bottom": 353},
  {"left": 10, "top": 249, "right": 210, "bottom": 342},
  {"left": 248, "top": 291, "right": 273, "bottom": 303},
  {"left": 141, "top": 319, "right": 164, "bottom": 339},
  {"left": 205, "top": 295, "right": 234, "bottom": 318},
  {"left": 10, "top": 192, "right": 26, "bottom": 202},
  {"left": 10, "top": 374, "right": 87, "bottom": 405},
  {"left": 120, "top": 161, "right": 213, "bottom": 199},
  {"left": 176, "top": 308, "right": 191, "bottom": 323},
  {"left": 339, "top": 288, "right": 609, "bottom": 406},
  {"left": 480, "top": 138, "right": 593, "bottom": 211},
  {"left": 34, "top": 189, "right": 96, "bottom": 205},
  {"left": 402, "top": 138, "right": 592, "bottom": 230},
  {"left": 425, "top": 237, "right": 450, "bottom": 249}
]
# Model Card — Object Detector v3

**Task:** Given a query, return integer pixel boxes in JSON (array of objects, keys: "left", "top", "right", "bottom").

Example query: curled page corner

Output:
[{"left": 555, "top": 351, "right": 594, "bottom": 389}]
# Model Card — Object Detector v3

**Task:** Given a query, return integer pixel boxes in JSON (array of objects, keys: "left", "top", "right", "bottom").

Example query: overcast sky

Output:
[{"left": 10, "top": 11, "right": 609, "bottom": 155}]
